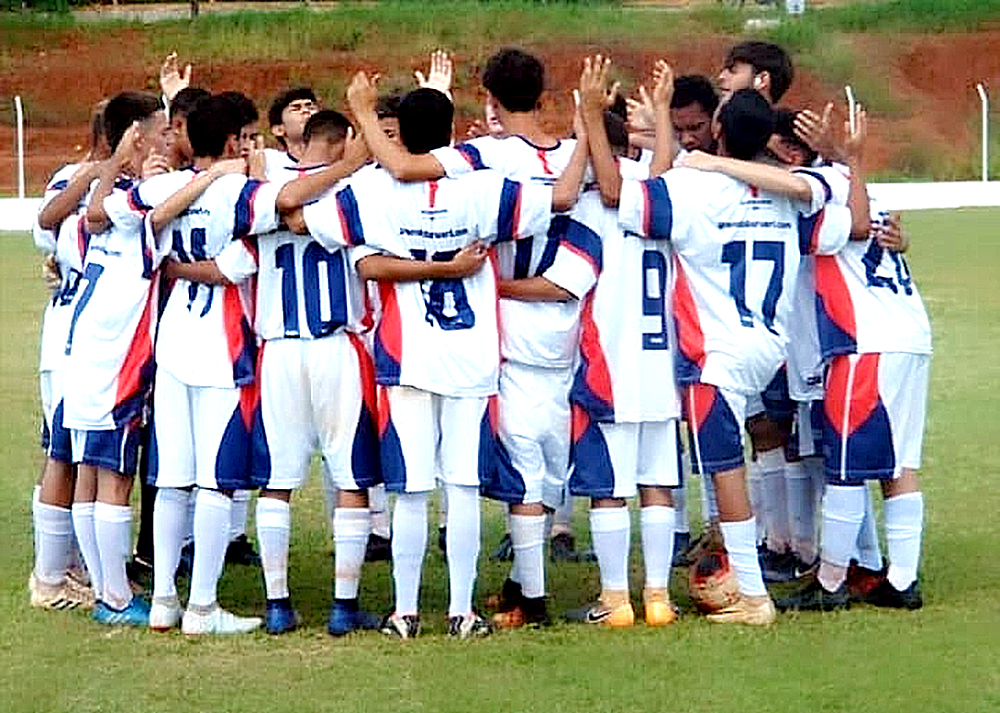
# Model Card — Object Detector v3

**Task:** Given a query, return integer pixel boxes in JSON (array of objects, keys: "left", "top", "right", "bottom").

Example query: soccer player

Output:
[
  {"left": 266, "top": 87, "right": 319, "bottom": 176},
  {"left": 717, "top": 41, "right": 794, "bottom": 104},
  {"left": 62, "top": 92, "right": 171, "bottom": 626},
  {"left": 304, "top": 78, "right": 585, "bottom": 637}
]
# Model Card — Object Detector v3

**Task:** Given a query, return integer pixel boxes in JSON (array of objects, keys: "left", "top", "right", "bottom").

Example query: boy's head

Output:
[
  {"left": 87, "top": 99, "right": 111, "bottom": 161},
  {"left": 376, "top": 93, "right": 403, "bottom": 145},
  {"left": 218, "top": 91, "right": 260, "bottom": 158},
  {"left": 268, "top": 87, "right": 319, "bottom": 149},
  {"left": 187, "top": 94, "right": 244, "bottom": 159},
  {"left": 671, "top": 74, "right": 719, "bottom": 154},
  {"left": 713, "top": 88, "right": 776, "bottom": 161},
  {"left": 603, "top": 110, "right": 629, "bottom": 158},
  {"left": 767, "top": 107, "right": 817, "bottom": 168},
  {"left": 103, "top": 91, "right": 164, "bottom": 152},
  {"left": 397, "top": 88, "right": 453, "bottom": 155},
  {"left": 303, "top": 109, "right": 353, "bottom": 163},
  {"left": 169, "top": 87, "right": 211, "bottom": 165},
  {"left": 719, "top": 42, "right": 793, "bottom": 104},
  {"left": 482, "top": 48, "right": 544, "bottom": 114}
]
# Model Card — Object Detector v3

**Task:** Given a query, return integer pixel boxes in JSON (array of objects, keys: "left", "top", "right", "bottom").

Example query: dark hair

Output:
[
  {"left": 724, "top": 41, "right": 794, "bottom": 102},
  {"left": 397, "top": 88, "right": 453, "bottom": 155},
  {"left": 187, "top": 94, "right": 243, "bottom": 158},
  {"left": 170, "top": 87, "right": 211, "bottom": 122},
  {"left": 772, "top": 107, "right": 818, "bottom": 165},
  {"left": 88, "top": 99, "right": 109, "bottom": 156},
  {"left": 376, "top": 93, "right": 403, "bottom": 120},
  {"left": 603, "top": 110, "right": 629, "bottom": 151},
  {"left": 671, "top": 74, "right": 720, "bottom": 116},
  {"left": 608, "top": 93, "right": 627, "bottom": 120},
  {"left": 482, "top": 48, "right": 544, "bottom": 113},
  {"left": 217, "top": 91, "right": 259, "bottom": 128},
  {"left": 304, "top": 109, "right": 352, "bottom": 145},
  {"left": 718, "top": 89, "right": 775, "bottom": 161},
  {"left": 103, "top": 92, "right": 163, "bottom": 151},
  {"left": 268, "top": 87, "right": 317, "bottom": 129}
]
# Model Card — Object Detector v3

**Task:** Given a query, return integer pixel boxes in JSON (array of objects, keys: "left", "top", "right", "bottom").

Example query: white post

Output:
[
  {"left": 14, "top": 96, "right": 25, "bottom": 199},
  {"left": 976, "top": 83, "right": 988, "bottom": 182}
]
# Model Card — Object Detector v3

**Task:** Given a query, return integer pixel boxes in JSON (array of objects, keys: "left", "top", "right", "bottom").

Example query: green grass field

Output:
[{"left": 2, "top": 208, "right": 999, "bottom": 712}]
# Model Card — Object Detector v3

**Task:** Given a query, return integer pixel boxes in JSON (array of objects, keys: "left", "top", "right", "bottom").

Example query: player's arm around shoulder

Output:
[
  {"left": 149, "top": 159, "right": 247, "bottom": 236},
  {"left": 356, "top": 242, "right": 488, "bottom": 283}
]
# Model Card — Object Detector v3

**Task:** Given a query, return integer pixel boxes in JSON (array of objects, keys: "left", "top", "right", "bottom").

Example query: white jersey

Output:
[
  {"left": 619, "top": 167, "right": 852, "bottom": 395},
  {"left": 62, "top": 179, "right": 163, "bottom": 430},
  {"left": 264, "top": 148, "right": 298, "bottom": 181},
  {"left": 214, "top": 163, "right": 371, "bottom": 340},
  {"left": 570, "top": 158, "right": 680, "bottom": 423},
  {"left": 33, "top": 163, "right": 87, "bottom": 253},
  {"left": 432, "top": 135, "right": 599, "bottom": 368},
  {"left": 146, "top": 169, "right": 274, "bottom": 388},
  {"left": 303, "top": 166, "right": 553, "bottom": 397},
  {"left": 39, "top": 214, "right": 91, "bottom": 374},
  {"left": 815, "top": 195, "right": 932, "bottom": 359}
]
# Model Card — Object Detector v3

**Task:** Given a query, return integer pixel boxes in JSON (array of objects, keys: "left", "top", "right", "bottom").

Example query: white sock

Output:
[
  {"left": 391, "top": 492, "right": 428, "bottom": 616},
  {"left": 672, "top": 485, "right": 689, "bottom": 535},
  {"left": 719, "top": 518, "right": 768, "bottom": 597},
  {"left": 152, "top": 488, "right": 191, "bottom": 600},
  {"left": 188, "top": 489, "right": 232, "bottom": 609},
  {"left": 34, "top": 501, "right": 73, "bottom": 587},
  {"left": 334, "top": 507, "right": 371, "bottom": 600},
  {"left": 590, "top": 507, "right": 630, "bottom": 593},
  {"left": 640, "top": 506, "right": 675, "bottom": 590},
  {"left": 551, "top": 486, "right": 573, "bottom": 536},
  {"left": 747, "top": 458, "right": 766, "bottom": 544},
  {"left": 444, "top": 484, "right": 481, "bottom": 617},
  {"left": 700, "top": 471, "right": 719, "bottom": 522},
  {"left": 230, "top": 489, "right": 250, "bottom": 541},
  {"left": 32, "top": 485, "right": 42, "bottom": 558},
  {"left": 510, "top": 513, "right": 546, "bottom": 598},
  {"left": 785, "top": 458, "right": 818, "bottom": 562},
  {"left": 256, "top": 497, "right": 291, "bottom": 600},
  {"left": 368, "top": 485, "right": 391, "bottom": 539},
  {"left": 819, "top": 485, "right": 866, "bottom": 590},
  {"left": 856, "top": 485, "right": 884, "bottom": 571},
  {"left": 94, "top": 502, "right": 133, "bottom": 609},
  {"left": 884, "top": 492, "right": 923, "bottom": 591},
  {"left": 71, "top": 502, "right": 102, "bottom": 598},
  {"left": 757, "top": 448, "right": 790, "bottom": 551}
]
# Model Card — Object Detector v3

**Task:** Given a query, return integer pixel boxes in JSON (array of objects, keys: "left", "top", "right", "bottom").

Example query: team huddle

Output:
[{"left": 28, "top": 40, "right": 931, "bottom": 638}]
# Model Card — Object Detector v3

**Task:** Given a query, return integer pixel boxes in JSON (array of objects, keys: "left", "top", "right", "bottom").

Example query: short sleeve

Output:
[
  {"left": 233, "top": 179, "right": 281, "bottom": 239},
  {"left": 215, "top": 237, "right": 259, "bottom": 283},
  {"left": 473, "top": 173, "right": 552, "bottom": 244},
  {"left": 618, "top": 176, "right": 673, "bottom": 241},
  {"left": 303, "top": 186, "right": 364, "bottom": 250},
  {"left": 540, "top": 217, "right": 602, "bottom": 299},
  {"left": 798, "top": 203, "right": 851, "bottom": 256}
]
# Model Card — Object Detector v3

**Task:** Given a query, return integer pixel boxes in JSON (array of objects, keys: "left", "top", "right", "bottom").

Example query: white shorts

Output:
[
  {"left": 379, "top": 386, "right": 489, "bottom": 493},
  {"left": 483, "top": 361, "right": 572, "bottom": 508},
  {"left": 569, "top": 419, "right": 682, "bottom": 499},
  {"left": 823, "top": 352, "right": 929, "bottom": 483},
  {"left": 151, "top": 368, "right": 250, "bottom": 490},
  {"left": 251, "top": 334, "right": 379, "bottom": 492}
]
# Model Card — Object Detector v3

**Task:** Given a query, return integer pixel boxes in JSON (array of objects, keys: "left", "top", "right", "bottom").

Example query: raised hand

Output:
[
  {"left": 579, "top": 55, "right": 612, "bottom": 118},
  {"left": 626, "top": 86, "right": 655, "bottom": 133},
  {"left": 160, "top": 52, "right": 192, "bottom": 102},
  {"left": 844, "top": 106, "right": 867, "bottom": 160},
  {"left": 794, "top": 102, "right": 840, "bottom": 160},
  {"left": 651, "top": 59, "right": 674, "bottom": 108},
  {"left": 347, "top": 71, "right": 380, "bottom": 117},
  {"left": 415, "top": 50, "right": 454, "bottom": 100}
]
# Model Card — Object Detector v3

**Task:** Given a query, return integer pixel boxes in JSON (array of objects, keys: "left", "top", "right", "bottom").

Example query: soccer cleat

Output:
[
  {"left": 489, "top": 533, "right": 514, "bottom": 562},
  {"left": 846, "top": 560, "right": 887, "bottom": 602},
  {"left": 30, "top": 574, "right": 95, "bottom": 610},
  {"left": 225, "top": 534, "right": 261, "bottom": 567},
  {"left": 564, "top": 593, "right": 635, "bottom": 627},
  {"left": 550, "top": 532, "right": 596, "bottom": 563},
  {"left": 379, "top": 612, "right": 421, "bottom": 639},
  {"left": 128, "top": 554, "right": 153, "bottom": 586},
  {"left": 327, "top": 599, "right": 381, "bottom": 636},
  {"left": 774, "top": 578, "right": 850, "bottom": 612},
  {"left": 792, "top": 555, "right": 820, "bottom": 580},
  {"left": 92, "top": 597, "right": 151, "bottom": 627},
  {"left": 486, "top": 577, "right": 523, "bottom": 612},
  {"left": 264, "top": 598, "right": 300, "bottom": 635},
  {"left": 643, "top": 587, "right": 678, "bottom": 627},
  {"left": 671, "top": 531, "right": 693, "bottom": 567},
  {"left": 705, "top": 594, "right": 777, "bottom": 625},
  {"left": 149, "top": 597, "right": 183, "bottom": 631},
  {"left": 760, "top": 547, "right": 797, "bottom": 583},
  {"left": 182, "top": 605, "right": 262, "bottom": 635},
  {"left": 492, "top": 596, "right": 551, "bottom": 629},
  {"left": 448, "top": 612, "right": 494, "bottom": 639},
  {"left": 864, "top": 577, "right": 923, "bottom": 610},
  {"left": 364, "top": 534, "right": 392, "bottom": 562}
]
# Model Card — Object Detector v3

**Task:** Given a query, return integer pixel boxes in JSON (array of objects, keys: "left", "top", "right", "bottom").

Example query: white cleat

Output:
[
  {"left": 29, "top": 574, "right": 95, "bottom": 610},
  {"left": 149, "top": 597, "right": 183, "bottom": 631},
  {"left": 181, "top": 605, "right": 262, "bottom": 635}
]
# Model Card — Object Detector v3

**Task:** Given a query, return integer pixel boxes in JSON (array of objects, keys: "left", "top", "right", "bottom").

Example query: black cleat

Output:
[
  {"left": 671, "top": 532, "right": 692, "bottom": 567},
  {"left": 865, "top": 577, "right": 923, "bottom": 610},
  {"left": 550, "top": 532, "right": 596, "bottom": 563},
  {"left": 225, "top": 534, "right": 261, "bottom": 567},
  {"left": 775, "top": 577, "right": 850, "bottom": 612},
  {"left": 364, "top": 534, "right": 392, "bottom": 562}
]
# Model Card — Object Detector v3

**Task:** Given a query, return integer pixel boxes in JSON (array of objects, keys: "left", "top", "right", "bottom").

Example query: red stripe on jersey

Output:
[
  {"left": 76, "top": 217, "right": 88, "bottom": 261},
  {"left": 570, "top": 403, "right": 591, "bottom": 444},
  {"left": 672, "top": 257, "right": 706, "bottom": 369},
  {"left": 536, "top": 150, "right": 554, "bottom": 176},
  {"left": 684, "top": 382, "right": 717, "bottom": 433},
  {"left": 238, "top": 342, "right": 265, "bottom": 430},
  {"left": 512, "top": 188, "right": 523, "bottom": 239},
  {"left": 578, "top": 293, "right": 614, "bottom": 412},
  {"left": 428, "top": 180, "right": 439, "bottom": 208},
  {"left": 824, "top": 354, "right": 880, "bottom": 438},
  {"left": 377, "top": 281, "right": 403, "bottom": 366},
  {"left": 337, "top": 200, "right": 354, "bottom": 246},
  {"left": 223, "top": 285, "right": 255, "bottom": 386},
  {"left": 815, "top": 255, "right": 858, "bottom": 341},
  {"left": 114, "top": 282, "right": 157, "bottom": 413},
  {"left": 641, "top": 181, "right": 652, "bottom": 238},
  {"left": 809, "top": 208, "right": 825, "bottom": 254},
  {"left": 377, "top": 385, "right": 391, "bottom": 436},
  {"left": 562, "top": 241, "right": 600, "bottom": 277},
  {"left": 348, "top": 332, "right": 378, "bottom": 419},
  {"left": 487, "top": 395, "right": 500, "bottom": 434},
  {"left": 488, "top": 249, "right": 503, "bottom": 364}
]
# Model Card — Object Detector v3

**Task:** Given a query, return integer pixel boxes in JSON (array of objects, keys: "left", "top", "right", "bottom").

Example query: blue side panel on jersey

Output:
[
  {"left": 797, "top": 211, "right": 822, "bottom": 255},
  {"left": 127, "top": 185, "right": 153, "bottom": 212},
  {"left": 351, "top": 403, "right": 382, "bottom": 489},
  {"left": 557, "top": 216, "right": 603, "bottom": 272},
  {"left": 822, "top": 400, "right": 895, "bottom": 484},
  {"left": 233, "top": 179, "right": 264, "bottom": 239},
  {"left": 374, "top": 332, "right": 401, "bottom": 386},
  {"left": 248, "top": 401, "right": 271, "bottom": 489},
  {"left": 815, "top": 293, "right": 858, "bottom": 359},
  {"left": 644, "top": 178, "right": 673, "bottom": 241},
  {"left": 497, "top": 179, "right": 521, "bottom": 243},
  {"left": 569, "top": 365, "right": 615, "bottom": 422},
  {"left": 794, "top": 169, "right": 833, "bottom": 204},
  {"left": 568, "top": 420, "right": 616, "bottom": 498},
  {"left": 479, "top": 416, "right": 525, "bottom": 504},
  {"left": 674, "top": 345, "right": 703, "bottom": 386},
  {"left": 231, "top": 317, "right": 257, "bottom": 387},
  {"left": 215, "top": 408, "right": 252, "bottom": 490},
  {"left": 50, "top": 179, "right": 69, "bottom": 191},
  {"left": 380, "top": 421, "right": 407, "bottom": 493},
  {"left": 111, "top": 361, "right": 155, "bottom": 429},
  {"left": 47, "top": 400, "right": 74, "bottom": 465},
  {"left": 455, "top": 143, "right": 486, "bottom": 170},
  {"left": 336, "top": 187, "right": 366, "bottom": 245},
  {"left": 145, "top": 415, "right": 160, "bottom": 486}
]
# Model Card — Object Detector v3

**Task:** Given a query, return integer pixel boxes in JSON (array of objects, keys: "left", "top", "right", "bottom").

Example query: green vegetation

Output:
[{"left": 2, "top": 208, "right": 1000, "bottom": 711}]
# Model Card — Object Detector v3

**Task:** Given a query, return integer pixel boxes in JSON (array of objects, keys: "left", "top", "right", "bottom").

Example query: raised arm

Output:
[
  {"left": 347, "top": 71, "right": 447, "bottom": 182},
  {"left": 843, "top": 108, "right": 871, "bottom": 239},
  {"left": 647, "top": 60, "right": 676, "bottom": 177},
  {"left": 579, "top": 56, "right": 621, "bottom": 207},
  {"left": 551, "top": 95, "right": 589, "bottom": 213},
  {"left": 148, "top": 158, "right": 247, "bottom": 235},
  {"left": 87, "top": 123, "right": 140, "bottom": 234}
]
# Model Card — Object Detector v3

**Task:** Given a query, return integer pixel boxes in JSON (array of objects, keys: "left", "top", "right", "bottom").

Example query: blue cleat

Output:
[
  {"left": 264, "top": 598, "right": 299, "bottom": 635},
  {"left": 92, "top": 597, "right": 151, "bottom": 627},
  {"left": 328, "top": 599, "right": 380, "bottom": 636}
]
